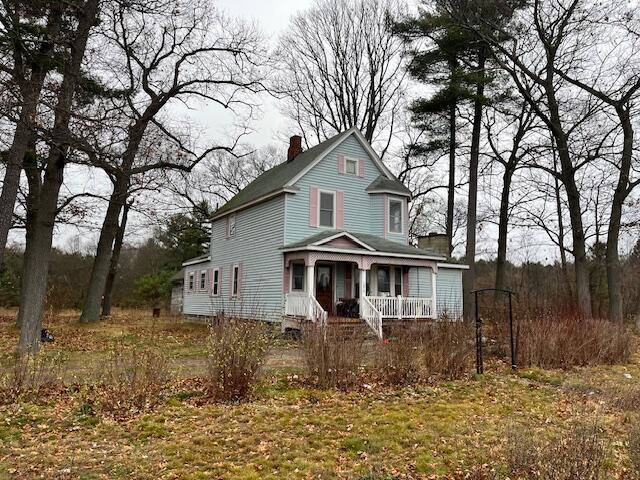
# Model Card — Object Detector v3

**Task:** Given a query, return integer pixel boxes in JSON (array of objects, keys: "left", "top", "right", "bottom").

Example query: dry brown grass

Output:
[
  {"left": 204, "top": 318, "right": 272, "bottom": 401},
  {"left": 507, "top": 422, "right": 606, "bottom": 479},
  {"left": 516, "top": 315, "right": 633, "bottom": 369}
]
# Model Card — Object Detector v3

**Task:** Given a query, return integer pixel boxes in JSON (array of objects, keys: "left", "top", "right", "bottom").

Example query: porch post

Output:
[
  {"left": 359, "top": 268, "right": 366, "bottom": 302},
  {"left": 431, "top": 267, "right": 437, "bottom": 319},
  {"left": 306, "top": 263, "right": 315, "bottom": 318}
]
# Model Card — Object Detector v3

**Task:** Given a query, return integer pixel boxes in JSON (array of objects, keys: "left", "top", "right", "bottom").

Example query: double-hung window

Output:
[
  {"left": 388, "top": 198, "right": 403, "bottom": 234},
  {"left": 212, "top": 268, "right": 220, "bottom": 296},
  {"left": 319, "top": 191, "right": 335, "bottom": 228},
  {"left": 345, "top": 158, "right": 358, "bottom": 175},
  {"left": 188, "top": 273, "right": 194, "bottom": 291},
  {"left": 232, "top": 265, "right": 240, "bottom": 296},
  {"left": 377, "top": 266, "right": 391, "bottom": 296},
  {"left": 292, "top": 263, "right": 305, "bottom": 291},
  {"left": 394, "top": 267, "right": 402, "bottom": 296},
  {"left": 200, "top": 270, "right": 206, "bottom": 290}
]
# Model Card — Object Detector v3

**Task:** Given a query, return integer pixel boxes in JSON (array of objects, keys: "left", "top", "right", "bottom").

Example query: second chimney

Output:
[
  {"left": 287, "top": 135, "right": 302, "bottom": 162},
  {"left": 418, "top": 232, "right": 450, "bottom": 258}
]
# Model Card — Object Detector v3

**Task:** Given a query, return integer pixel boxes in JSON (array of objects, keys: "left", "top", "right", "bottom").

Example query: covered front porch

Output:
[{"left": 281, "top": 231, "right": 442, "bottom": 338}]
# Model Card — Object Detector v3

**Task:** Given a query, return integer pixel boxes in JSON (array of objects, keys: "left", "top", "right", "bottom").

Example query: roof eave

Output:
[{"left": 211, "top": 187, "right": 299, "bottom": 220}]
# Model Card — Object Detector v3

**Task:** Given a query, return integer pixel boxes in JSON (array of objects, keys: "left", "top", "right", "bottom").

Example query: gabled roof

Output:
[
  {"left": 366, "top": 175, "right": 412, "bottom": 197},
  {"left": 211, "top": 128, "right": 398, "bottom": 220},
  {"left": 281, "top": 230, "right": 446, "bottom": 260}
]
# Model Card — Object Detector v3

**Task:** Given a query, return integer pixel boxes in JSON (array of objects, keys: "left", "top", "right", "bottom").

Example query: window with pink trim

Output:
[{"left": 211, "top": 268, "right": 220, "bottom": 296}]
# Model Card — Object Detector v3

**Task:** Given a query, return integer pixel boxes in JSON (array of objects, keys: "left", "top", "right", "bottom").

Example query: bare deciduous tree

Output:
[{"left": 275, "top": 0, "right": 406, "bottom": 154}]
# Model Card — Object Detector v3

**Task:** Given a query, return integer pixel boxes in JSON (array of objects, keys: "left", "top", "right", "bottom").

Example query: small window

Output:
[
  {"left": 388, "top": 199, "right": 402, "bottom": 234},
  {"left": 394, "top": 267, "right": 402, "bottom": 296},
  {"left": 212, "top": 269, "right": 219, "bottom": 296},
  {"left": 377, "top": 266, "right": 390, "bottom": 295},
  {"left": 232, "top": 265, "right": 240, "bottom": 296},
  {"left": 200, "top": 270, "right": 206, "bottom": 290},
  {"left": 319, "top": 191, "right": 335, "bottom": 228},
  {"left": 188, "top": 273, "right": 194, "bottom": 291},
  {"left": 229, "top": 214, "right": 236, "bottom": 237},
  {"left": 292, "top": 263, "right": 305, "bottom": 291},
  {"left": 345, "top": 158, "right": 357, "bottom": 175}
]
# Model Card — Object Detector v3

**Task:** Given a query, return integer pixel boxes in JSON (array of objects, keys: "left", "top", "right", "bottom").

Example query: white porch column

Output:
[
  {"left": 431, "top": 267, "right": 437, "bottom": 318},
  {"left": 359, "top": 268, "right": 367, "bottom": 302},
  {"left": 306, "top": 264, "right": 315, "bottom": 318}
]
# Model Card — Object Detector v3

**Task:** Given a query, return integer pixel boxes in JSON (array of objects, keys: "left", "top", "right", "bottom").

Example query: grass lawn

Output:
[{"left": 0, "top": 310, "right": 639, "bottom": 479}]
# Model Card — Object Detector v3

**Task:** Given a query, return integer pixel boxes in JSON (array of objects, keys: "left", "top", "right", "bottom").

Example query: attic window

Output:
[
  {"left": 345, "top": 158, "right": 357, "bottom": 175},
  {"left": 229, "top": 214, "right": 236, "bottom": 236}
]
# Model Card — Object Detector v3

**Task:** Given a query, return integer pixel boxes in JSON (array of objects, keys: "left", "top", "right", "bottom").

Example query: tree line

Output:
[{"left": 1, "top": 0, "right": 639, "bottom": 353}]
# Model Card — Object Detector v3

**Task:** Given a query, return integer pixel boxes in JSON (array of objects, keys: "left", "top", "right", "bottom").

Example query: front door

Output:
[{"left": 315, "top": 265, "right": 333, "bottom": 314}]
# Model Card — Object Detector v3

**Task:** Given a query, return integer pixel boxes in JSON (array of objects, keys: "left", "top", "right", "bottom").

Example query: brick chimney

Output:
[
  {"left": 418, "top": 232, "right": 450, "bottom": 258},
  {"left": 287, "top": 135, "right": 302, "bottom": 162}
]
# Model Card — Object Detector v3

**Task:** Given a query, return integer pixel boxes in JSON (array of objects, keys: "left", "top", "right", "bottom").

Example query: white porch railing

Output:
[
  {"left": 361, "top": 296, "right": 383, "bottom": 339},
  {"left": 284, "top": 293, "right": 327, "bottom": 324},
  {"left": 366, "top": 295, "right": 436, "bottom": 319}
]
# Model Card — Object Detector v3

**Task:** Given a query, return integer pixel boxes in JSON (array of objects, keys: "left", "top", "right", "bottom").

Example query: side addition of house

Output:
[{"left": 181, "top": 128, "right": 467, "bottom": 337}]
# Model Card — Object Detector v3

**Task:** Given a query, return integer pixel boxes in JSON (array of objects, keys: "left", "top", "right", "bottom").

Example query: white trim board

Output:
[{"left": 281, "top": 245, "right": 446, "bottom": 261}]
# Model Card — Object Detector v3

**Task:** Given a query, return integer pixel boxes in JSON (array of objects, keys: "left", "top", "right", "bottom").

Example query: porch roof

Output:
[{"left": 281, "top": 230, "right": 446, "bottom": 260}]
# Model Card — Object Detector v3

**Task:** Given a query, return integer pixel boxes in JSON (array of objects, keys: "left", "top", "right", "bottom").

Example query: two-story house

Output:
[{"left": 181, "top": 128, "right": 466, "bottom": 337}]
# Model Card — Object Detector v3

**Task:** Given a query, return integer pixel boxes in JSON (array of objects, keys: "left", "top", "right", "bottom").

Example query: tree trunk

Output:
[
  {"left": 80, "top": 177, "right": 128, "bottom": 323},
  {"left": 462, "top": 51, "right": 485, "bottom": 321},
  {"left": 544, "top": 66, "right": 592, "bottom": 317},
  {"left": 101, "top": 200, "right": 131, "bottom": 317},
  {"left": 0, "top": 7, "right": 62, "bottom": 270},
  {"left": 17, "top": 0, "right": 99, "bottom": 352},
  {"left": 446, "top": 98, "right": 456, "bottom": 256},
  {"left": 495, "top": 167, "right": 513, "bottom": 291},
  {"left": 607, "top": 106, "right": 633, "bottom": 323}
]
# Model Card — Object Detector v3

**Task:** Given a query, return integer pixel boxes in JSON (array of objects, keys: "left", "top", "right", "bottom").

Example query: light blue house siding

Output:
[
  {"left": 182, "top": 195, "right": 285, "bottom": 322},
  {"left": 407, "top": 266, "right": 463, "bottom": 318},
  {"left": 436, "top": 267, "right": 463, "bottom": 319},
  {"left": 284, "top": 134, "right": 407, "bottom": 245}
]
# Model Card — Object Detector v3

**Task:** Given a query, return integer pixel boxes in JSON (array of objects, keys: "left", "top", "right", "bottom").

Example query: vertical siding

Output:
[
  {"left": 285, "top": 134, "right": 407, "bottom": 245},
  {"left": 182, "top": 195, "right": 285, "bottom": 322},
  {"left": 436, "top": 268, "right": 464, "bottom": 319}
]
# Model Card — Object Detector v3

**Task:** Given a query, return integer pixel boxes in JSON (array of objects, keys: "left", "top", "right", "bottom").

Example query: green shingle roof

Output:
[
  {"left": 366, "top": 175, "right": 412, "bottom": 196},
  {"left": 281, "top": 230, "right": 446, "bottom": 259},
  {"left": 212, "top": 133, "right": 346, "bottom": 218}
]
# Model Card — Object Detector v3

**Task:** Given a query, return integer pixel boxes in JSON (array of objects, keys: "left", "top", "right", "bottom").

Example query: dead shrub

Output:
[
  {"left": 507, "top": 422, "right": 606, "bottom": 480},
  {"left": 420, "top": 321, "right": 474, "bottom": 380},
  {"left": 375, "top": 326, "right": 422, "bottom": 386},
  {"left": 517, "top": 315, "right": 633, "bottom": 369},
  {"left": 204, "top": 318, "right": 271, "bottom": 402},
  {"left": 303, "top": 324, "right": 366, "bottom": 390},
  {"left": 0, "top": 352, "right": 64, "bottom": 404},
  {"left": 93, "top": 340, "right": 169, "bottom": 418}
]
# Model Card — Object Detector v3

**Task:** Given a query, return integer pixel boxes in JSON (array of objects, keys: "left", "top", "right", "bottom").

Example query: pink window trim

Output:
[
  {"left": 237, "top": 262, "right": 243, "bottom": 296},
  {"left": 229, "top": 266, "right": 235, "bottom": 299},
  {"left": 338, "top": 154, "right": 345, "bottom": 174},
  {"left": 230, "top": 263, "right": 242, "bottom": 298},
  {"left": 283, "top": 266, "right": 290, "bottom": 294},
  {"left": 336, "top": 190, "right": 344, "bottom": 229},
  {"left": 309, "top": 186, "right": 319, "bottom": 227},
  {"left": 358, "top": 159, "right": 365, "bottom": 177}
]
